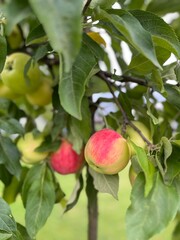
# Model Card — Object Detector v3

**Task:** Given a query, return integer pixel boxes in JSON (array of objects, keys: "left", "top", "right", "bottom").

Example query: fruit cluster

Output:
[
  {"left": 16, "top": 121, "right": 151, "bottom": 182},
  {"left": 0, "top": 52, "right": 53, "bottom": 107}
]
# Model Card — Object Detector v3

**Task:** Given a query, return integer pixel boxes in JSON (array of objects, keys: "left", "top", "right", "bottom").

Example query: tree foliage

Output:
[{"left": 0, "top": 0, "right": 180, "bottom": 239}]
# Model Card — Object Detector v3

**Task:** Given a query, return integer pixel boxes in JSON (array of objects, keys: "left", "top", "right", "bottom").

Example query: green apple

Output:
[
  {"left": 126, "top": 121, "right": 152, "bottom": 156},
  {"left": 7, "top": 25, "right": 23, "bottom": 49},
  {"left": 84, "top": 128, "right": 130, "bottom": 175},
  {"left": 26, "top": 80, "right": 53, "bottom": 106},
  {"left": 0, "top": 79, "right": 20, "bottom": 100},
  {"left": 17, "top": 132, "right": 49, "bottom": 164},
  {"left": 1, "top": 52, "right": 42, "bottom": 94}
]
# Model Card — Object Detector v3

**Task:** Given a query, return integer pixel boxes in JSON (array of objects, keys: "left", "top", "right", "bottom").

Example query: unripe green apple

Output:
[
  {"left": 128, "top": 165, "right": 137, "bottom": 186},
  {"left": 1, "top": 53, "right": 42, "bottom": 94},
  {"left": 0, "top": 79, "right": 20, "bottom": 100},
  {"left": 126, "top": 121, "right": 152, "bottom": 156},
  {"left": 7, "top": 25, "right": 23, "bottom": 49},
  {"left": 50, "top": 139, "right": 84, "bottom": 175},
  {"left": 84, "top": 129, "right": 130, "bottom": 175},
  {"left": 26, "top": 80, "right": 53, "bottom": 106},
  {"left": 17, "top": 132, "right": 48, "bottom": 164}
]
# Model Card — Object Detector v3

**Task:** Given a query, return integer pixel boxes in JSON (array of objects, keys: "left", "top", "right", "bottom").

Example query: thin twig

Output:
[
  {"left": 83, "top": 0, "right": 92, "bottom": 15},
  {"left": 102, "top": 71, "right": 149, "bottom": 87},
  {"left": 97, "top": 71, "right": 154, "bottom": 147}
]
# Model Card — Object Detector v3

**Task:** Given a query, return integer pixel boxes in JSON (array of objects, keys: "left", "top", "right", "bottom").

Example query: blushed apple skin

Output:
[
  {"left": 50, "top": 140, "right": 84, "bottom": 175},
  {"left": 84, "top": 129, "right": 130, "bottom": 175},
  {"left": 17, "top": 132, "right": 48, "bottom": 164}
]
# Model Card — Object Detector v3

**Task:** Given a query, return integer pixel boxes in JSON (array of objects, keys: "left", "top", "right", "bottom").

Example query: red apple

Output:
[
  {"left": 84, "top": 129, "right": 130, "bottom": 175},
  {"left": 50, "top": 140, "right": 84, "bottom": 175}
]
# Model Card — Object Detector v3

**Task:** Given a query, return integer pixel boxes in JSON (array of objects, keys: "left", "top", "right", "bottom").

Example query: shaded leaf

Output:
[
  {"left": 26, "top": 24, "right": 46, "bottom": 46},
  {"left": 0, "top": 198, "right": 17, "bottom": 233},
  {"left": 89, "top": 168, "right": 119, "bottom": 200},
  {"left": 29, "top": 0, "right": 83, "bottom": 72},
  {"left": 126, "top": 172, "right": 179, "bottom": 240},
  {"left": 64, "top": 174, "right": 84, "bottom": 213},
  {"left": 165, "top": 84, "right": 180, "bottom": 110},
  {"left": 147, "top": 0, "right": 180, "bottom": 15},
  {"left": 0, "top": 35, "right": 7, "bottom": 73},
  {"left": 0, "top": 136, "right": 21, "bottom": 179}
]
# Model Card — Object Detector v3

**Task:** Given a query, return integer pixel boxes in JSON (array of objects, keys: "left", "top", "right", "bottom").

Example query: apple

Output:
[
  {"left": 50, "top": 139, "right": 84, "bottom": 175},
  {"left": 17, "top": 132, "right": 49, "bottom": 164},
  {"left": 126, "top": 121, "right": 152, "bottom": 156},
  {"left": 84, "top": 129, "right": 130, "bottom": 175},
  {"left": 1, "top": 53, "right": 42, "bottom": 94},
  {"left": 26, "top": 80, "right": 53, "bottom": 106},
  {"left": 7, "top": 25, "right": 23, "bottom": 49},
  {"left": 0, "top": 79, "right": 20, "bottom": 100},
  {"left": 128, "top": 165, "right": 137, "bottom": 186}
]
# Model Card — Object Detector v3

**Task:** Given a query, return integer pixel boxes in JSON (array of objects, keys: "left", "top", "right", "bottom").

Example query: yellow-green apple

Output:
[
  {"left": 7, "top": 25, "right": 23, "bottom": 49},
  {"left": 0, "top": 79, "right": 20, "bottom": 100},
  {"left": 50, "top": 139, "right": 84, "bottom": 175},
  {"left": 1, "top": 52, "right": 42, "bottom": 94},
  {"left": 26, "top": 80, "right": 53, "bottom": 106},
  {"left": 129, "top": 164, "right": 137, "bottom": 186},
  {"left": 84, "top": 129, "right": 130, "bottom": 175},
  {"left": 126, "top": 121, "right": 152, "bottom": 156},
  {"left": 17, "top": 132, "right": 48, "bottom": 164}
]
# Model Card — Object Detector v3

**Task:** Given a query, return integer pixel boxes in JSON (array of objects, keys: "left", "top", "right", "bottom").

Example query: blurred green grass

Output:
[{"left": 9, "top": 166, "right": 175, "bottom": 240}]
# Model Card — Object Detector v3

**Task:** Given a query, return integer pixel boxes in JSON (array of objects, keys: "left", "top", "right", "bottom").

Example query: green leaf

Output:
[
  {"left": 151, "top": 69, "right": 165, "bottom": 93},
  {"left": 98, "top": 9, "right": 161, "bottom": 69},
  {"left": 147, "top": 0, "right": 180, "bottom": 15},
  {"left": 131, "top": 10, "right": 180, "bottom": 58},
  {"left": 64, "top": 174, "right": 84, "bottom": 213},
  {"left": 0, "top": 198, "right": 17, "bottom": 233},
  {"left": 160, "top": 137, "right": 172, "bottom": 173},
  {"left": 0, "top": 233, "right": 12, "bottom": 240},
  {"left": 131, "top": 143, "right": 155, "bottom": 197},
  {"left": 126, "top": 172, "right": 180, "bottom": 240},
  {"left": 164, "top": 143, "right": 180, "bottom": 185},
  {"left": 165, "top": 84, "right": 180, "bottom": 110},
  {"left": 70, "top": 97, "right": 92, "bottom": 143},
  {"left": 128, "top": 47, "right": 170, "bottom": 76},
  {"left": 29, "top": 0, "right": 84, "bottom": 73},
  {"left": 0, "top": 136, "right": 21, "bottom": 179},
  {"left": 2, "top": 0, "right": 32, "bottom": 34},
  {"left": 22, "top": 164, "right": 56, "bottom": 238},
  {"left": 0, "top": 118, "right": 24, "bottom": 135},
  {"left": 0, "top": 35, "right": 7, "bottom": 73},
  {"left": 59, "top": 40, "right": 97, "bottom": 119},
  {"left": 16, "top": 223, "right": 33, "bottom": 240},
  {"left": 146, "top": 94, "right": 160, "bottom": 125},
  {"left": 89, "top": 168, "right": 119, "bottom": 200},
  {"left": 26, "top": 24, "right": 46, "bottom": 46},
  {"left": 174, "top": 62, "right": 180, "bottom": 83}
]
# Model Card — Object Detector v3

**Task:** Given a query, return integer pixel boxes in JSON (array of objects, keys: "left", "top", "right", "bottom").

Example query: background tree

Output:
[{"left": 0, "top": 0, "right": 180, "bottom": 240}]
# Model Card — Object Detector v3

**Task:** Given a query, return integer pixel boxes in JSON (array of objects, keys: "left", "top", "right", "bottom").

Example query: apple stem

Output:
[
  {"left": 86, "top": 166, "right": 98, "bottom": 240},
  {"left": 97, "top": 71, "right": 155, "bottom": 149}
]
